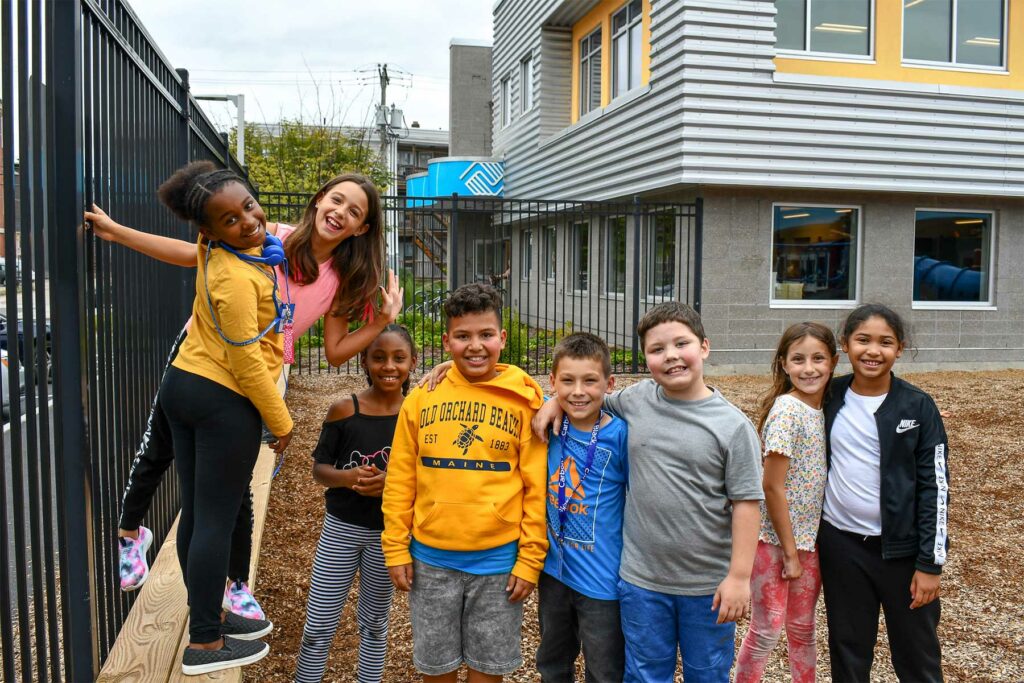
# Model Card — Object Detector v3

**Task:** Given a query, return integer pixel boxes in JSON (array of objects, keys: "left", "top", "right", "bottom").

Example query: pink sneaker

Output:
[
  {"left": 118, "top": 526, "right": 153, "bottom": 592},
  {"left": 223, "top": 580, "right": 266, "bottom": 621}
]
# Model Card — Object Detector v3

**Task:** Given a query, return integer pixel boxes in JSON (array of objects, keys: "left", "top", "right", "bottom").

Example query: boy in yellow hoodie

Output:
[{"left": 382, "top": 283, "right": 548, "bottom": 682}]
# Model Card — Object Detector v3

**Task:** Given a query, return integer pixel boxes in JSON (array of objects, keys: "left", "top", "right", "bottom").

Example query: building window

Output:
[
  {"left": 520, "top": 229, "right": 533, "bottom": 280},
  {"left": 771, "top": 205, "right": 859, "bottom": 305},
  {"left": 571, "top": 222, "right": 589, "bottom": 291},
  {"left": 543, "top": 226, "right": 557, "bottom": 281},
  {"left": 612, "top": 0, "right": 643, "bottom": 98},
  {"left": 520, "top": 54, "right": 533, "bottom": 112},
  {"left": 579, "top": 27, "right": 602, "bottom": 117},
  {"left": 903, "top": 0, "right": 1005, "bottom": 68},
  {"left": 646, "top": 214, "right": 675, "bottom": 299},
  {"left": 604, "top": 217, "right": 627, "bottom": 296},
  {"left": 914, "top": 210, "right": 992, "bottom": 305},
  {"left": 775, "top": 0, "right": 872, "bottom": 57},
  {"left": 500, "top": 75, "right": 511, "bottom": 127}
]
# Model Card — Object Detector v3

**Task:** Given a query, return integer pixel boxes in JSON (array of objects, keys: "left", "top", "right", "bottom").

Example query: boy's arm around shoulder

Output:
[
  {"left": 913, "top": 392, "right": 950, "bottom": 575},
  {"left": 380, "top": 388, "right": 421, "bottom": 568}
]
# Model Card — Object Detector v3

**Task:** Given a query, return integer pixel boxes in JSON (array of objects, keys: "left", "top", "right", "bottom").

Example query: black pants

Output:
[
  {"left": 536, "top": 572, "right": 625, "bottom": 683},
  {"left": 818, "top": 520, "right": 943, "bottom": 682},
  {"left": 118, "top": 329, "right": 253, "bottom": 582},
  {"left": 161, "top": 366, "right": 262, "bottom": 644}
]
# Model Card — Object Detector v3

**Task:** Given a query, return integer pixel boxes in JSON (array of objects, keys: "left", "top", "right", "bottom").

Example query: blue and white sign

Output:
[{"left": 406, "top": 157, "right": 504, "bottom": 206}]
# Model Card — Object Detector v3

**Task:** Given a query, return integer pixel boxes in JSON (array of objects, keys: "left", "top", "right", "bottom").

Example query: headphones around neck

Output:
[{"left": 216, "top": 233, "right": 286, "bottom": 267}]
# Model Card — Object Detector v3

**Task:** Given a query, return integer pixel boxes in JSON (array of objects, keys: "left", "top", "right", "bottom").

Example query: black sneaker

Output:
[
  {"left": 181, "top": 636, "right": 269, "bottom": 675},
  {"left": 221, "top": 610, "right": 274, "bottom": 640}
]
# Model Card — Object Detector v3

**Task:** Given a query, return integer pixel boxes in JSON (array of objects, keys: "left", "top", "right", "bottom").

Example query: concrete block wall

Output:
[
  {"left": 449, "top": 41, "right": 494, "bottom": 157},
  {"left": 696, "top": 187, "right": 1024, "bottom": 371}
]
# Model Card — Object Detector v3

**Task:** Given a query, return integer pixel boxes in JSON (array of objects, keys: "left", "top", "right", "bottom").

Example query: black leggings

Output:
[
  {"left": 118, "top": 328, "right": 254, "bottom": 582},
  {"left": 161, "top": 366, "right": 262, "bottom": 644},
  {"left": 818, "top": 520, "right": 943, "bottom": 682}
]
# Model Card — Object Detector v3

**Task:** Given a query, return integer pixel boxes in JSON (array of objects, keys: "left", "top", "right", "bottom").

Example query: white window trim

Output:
[
  {"left": 901, "top": 0, "right": 1008, "bottom": 71},
  {"left": 778, "top": 0, "right": 875, "bottom": 60},
  {"left": 570, "top": 222, "right": 591, "bottom": 294},
  {"left": 611, "top": 1, "right": 643, "bottom": 101},
  {"left": 519, "top": 54, "right": 534, "bottom": 113},
  {"left": 643, "top": 214, "right": 678, "bottom": 303},
  {"left": 579, "top": 27, "right": 602, "bottom": 118},
  {"left": 500, "top": 75, "right": 511, "bottom": 128},
  {"left": 912, "top": 207, "right": 996, "bottom": 310},
  {"left": 543, "top": 226, "right": 557, "bottom": 283},
  {"left": 520, "top": 229, "right": 533, "bottom": 281},
  {"left": 769, "top": 202, "right": 863, "bottom": 309},
  {"left": 602, "top": 217, "right": 628, "bottom": 299}
]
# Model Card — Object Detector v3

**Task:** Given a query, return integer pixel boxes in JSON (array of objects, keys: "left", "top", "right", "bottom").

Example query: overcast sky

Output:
[{"left": 129, "top": 0, "right": 494, "bottom": 134}]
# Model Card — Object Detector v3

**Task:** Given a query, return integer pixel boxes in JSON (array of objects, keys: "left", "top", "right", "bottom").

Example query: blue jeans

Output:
[
  {"left": 536, "top": 572, "right": 624, "bottom": 682},
  {"left": 618, "top": 579, "right": 735, "bottom": 683}
]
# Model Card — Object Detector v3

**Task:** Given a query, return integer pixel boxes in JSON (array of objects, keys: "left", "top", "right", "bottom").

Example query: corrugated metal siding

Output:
[{"left": 493, "top": 0, "right": 1024, "bottom": 199}]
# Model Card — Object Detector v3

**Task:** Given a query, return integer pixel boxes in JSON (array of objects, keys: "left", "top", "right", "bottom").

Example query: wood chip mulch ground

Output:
[{"left": 247, "top": 369, "right": 1024, "bottom": 682}]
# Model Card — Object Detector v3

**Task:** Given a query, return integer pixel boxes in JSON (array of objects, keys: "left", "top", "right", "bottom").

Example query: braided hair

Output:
[{"left": 157, "top": 160, "right": 243, "bottom": 226}]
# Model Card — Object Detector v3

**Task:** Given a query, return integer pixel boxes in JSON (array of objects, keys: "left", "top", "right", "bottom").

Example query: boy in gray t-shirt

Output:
[{"left": 535, "top": 302, "right": 763, "bottom": 682}]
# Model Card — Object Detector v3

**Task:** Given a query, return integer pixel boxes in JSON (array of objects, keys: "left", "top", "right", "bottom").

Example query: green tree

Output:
[{"left": 232, "top": 120, "right": 390, "bottom": 215}]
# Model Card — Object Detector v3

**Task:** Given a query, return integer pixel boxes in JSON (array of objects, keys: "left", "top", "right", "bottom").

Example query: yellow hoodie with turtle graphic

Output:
[{"left": 381, "top": 363, "right": 549, "bottom": 583}]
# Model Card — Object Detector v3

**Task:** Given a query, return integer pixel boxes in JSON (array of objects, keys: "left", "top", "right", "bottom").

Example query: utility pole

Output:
[{"left": 378, "top": 64, "right": 390, "bottom": 164}]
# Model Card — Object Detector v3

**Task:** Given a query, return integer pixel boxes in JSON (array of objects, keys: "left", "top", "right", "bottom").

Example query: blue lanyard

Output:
[
  {"left": 203, "top": 241, "right": 293, "bottom": 347},
  {"left": 555, "top": 413, "right": 602, "bottom": 551}
]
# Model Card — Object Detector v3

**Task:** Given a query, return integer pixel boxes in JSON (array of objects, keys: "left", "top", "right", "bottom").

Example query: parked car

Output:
[
  {"left": 1, "top": 348, "right": 26, "bottom": 417},
  {"left": 0, "top": 314, "right": 52, "bottom": 384}
]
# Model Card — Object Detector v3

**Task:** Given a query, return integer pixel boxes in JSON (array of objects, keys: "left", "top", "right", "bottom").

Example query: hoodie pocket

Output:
[{"left": 417, "top": 501, "right": 519, "bottom": 548}]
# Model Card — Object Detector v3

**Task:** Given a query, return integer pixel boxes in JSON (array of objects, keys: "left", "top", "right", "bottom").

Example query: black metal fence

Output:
[
  {"left": 261, "top": 192, "right": 701, "bottom": 376},
  {"left": 1, "top": 0, "right": 250, "bottom": 679}
]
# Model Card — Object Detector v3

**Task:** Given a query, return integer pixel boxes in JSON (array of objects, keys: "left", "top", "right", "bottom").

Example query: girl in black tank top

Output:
[{"left": 296, "top": 325, "right": 416, "bottom": 683}]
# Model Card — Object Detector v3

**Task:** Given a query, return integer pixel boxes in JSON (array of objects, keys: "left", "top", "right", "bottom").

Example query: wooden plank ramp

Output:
[{"left": 98, "top": 444, "right": 278, "bottom": 682}]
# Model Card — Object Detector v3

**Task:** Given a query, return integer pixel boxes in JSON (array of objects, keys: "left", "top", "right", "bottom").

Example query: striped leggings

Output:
[{"left": 295, "top": 513, "right": 394, "bottom": 683}]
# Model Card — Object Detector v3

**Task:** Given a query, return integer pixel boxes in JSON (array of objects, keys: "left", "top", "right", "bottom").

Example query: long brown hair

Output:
[
  {"left": 284, "top": 173, "right": 385, "bottom": 320},
  {"left": 756, "top": 322, "right": 837, "bottom": 434}
]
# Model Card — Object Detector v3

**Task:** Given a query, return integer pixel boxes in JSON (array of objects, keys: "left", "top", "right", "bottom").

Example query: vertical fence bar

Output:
[
  {"left": 49, "top": 0, "right": 98, "bottom": 678},
  {"left": 630, "top": 196, "right": 641, "bottom": 373},
  {"left": 693, "top": 197, "right": 703, "bottom": 313}
]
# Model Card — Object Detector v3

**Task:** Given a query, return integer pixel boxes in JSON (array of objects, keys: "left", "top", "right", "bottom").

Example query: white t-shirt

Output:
[{"left": 823, "top": 388, "right": 887, "bottom": 536}]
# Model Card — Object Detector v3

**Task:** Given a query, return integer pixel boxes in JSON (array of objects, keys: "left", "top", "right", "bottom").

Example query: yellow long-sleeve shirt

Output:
[
  {"left": 172, "top": 237, "right": 292, "bottom": 437},
  {"left": 381, "top": 363, "right": 549, "bottom": 583}
]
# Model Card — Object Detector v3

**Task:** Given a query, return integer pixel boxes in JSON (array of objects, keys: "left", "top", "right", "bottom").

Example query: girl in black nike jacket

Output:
[{"left": 819, "top": 304, "right": 948, "bottom": 683}]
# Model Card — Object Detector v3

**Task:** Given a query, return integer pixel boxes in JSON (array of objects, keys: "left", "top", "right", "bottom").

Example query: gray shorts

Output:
[{"left": 409, "top": 559, "right": 524, "bottom": 676}]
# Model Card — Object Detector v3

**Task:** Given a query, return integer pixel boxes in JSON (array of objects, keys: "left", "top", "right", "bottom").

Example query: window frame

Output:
[
  {"left": 570, "top": 221, "right": 590, "bottom": 293},
  {"left": 500, "top": 74, "right": 512, "bottom": 128},
  {"left": 644, "top": 212, "right": 677, "bottom": 302},
  {"left": 912, "top": 207, "right": 996, "bottom": 310},
  {"left": 602, "top": 216, "right": 628, "bottom": 299},
  {"left": 901, "top": 0, "right": 1008, "bottom": 72},
  {"left": 611, "top": 0, "right": 644, "bottom": 99},
  {"left": 775, "top": 0, "right": 876, "bottom": 62},
  {"left": 519, "top": 53, "right": 534, "bottom": 113},
  {"left": 579, "top": 27, "right": 603, "bottom": 118},
  {"left": 520, "top": 228, "right": 533, "bottom": 281},
  {"left": 542, "top": 225, "right": 557, "bottom": 282},
  {"left": 769, "top": 202, "right": 863, "bottom": 310}
]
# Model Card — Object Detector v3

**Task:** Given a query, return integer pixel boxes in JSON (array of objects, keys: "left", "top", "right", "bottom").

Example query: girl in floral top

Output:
[{"left": 735, "top": 322, "right": 838, "bottom": 683}]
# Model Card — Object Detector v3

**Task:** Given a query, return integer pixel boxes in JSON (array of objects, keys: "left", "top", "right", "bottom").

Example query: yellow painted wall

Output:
[
  {"left": 570, "top": 0, "right": 653, "bottom": 124},
  {"left": 775, "top": 0, "right": 1022, "bottom": 90}
]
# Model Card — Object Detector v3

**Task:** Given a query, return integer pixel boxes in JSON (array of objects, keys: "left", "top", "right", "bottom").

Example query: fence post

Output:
[
  {"left": 630, "top": 195, "right": 642, "bottom": 374},
  {"left": 693, "top": 197, "right": 703, "bottom": 314},
  {"left": 175, "top": 68, "right": 190, "bottom": 164},
  {"left": 449, "top": 192, "right": 459, "bottom": 289},
  {"left": 48, "top": 0, "right": 99, "bottom": 679}
]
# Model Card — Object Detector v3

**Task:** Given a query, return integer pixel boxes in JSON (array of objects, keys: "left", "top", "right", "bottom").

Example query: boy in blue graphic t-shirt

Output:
[{"left": 536, "top": 333, "right": 628, "bottom": 682}]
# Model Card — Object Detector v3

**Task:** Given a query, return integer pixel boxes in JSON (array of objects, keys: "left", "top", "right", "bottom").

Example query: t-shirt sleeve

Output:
[
  {"left": 312, "top": 421, "right": 342, "bottom": 466},
  {"left": 762, "top": 398, "right": 799, "bottom": 459},
  {"left": 725, "top": 418, "right": 765, "bottom": 501}
]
